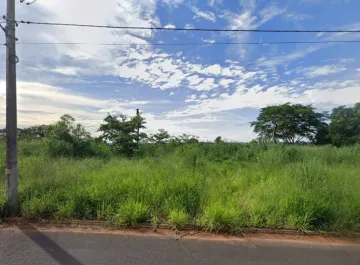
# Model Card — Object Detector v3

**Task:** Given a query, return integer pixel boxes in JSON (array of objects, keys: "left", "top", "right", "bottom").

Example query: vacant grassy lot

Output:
[{"left": 1, "top": 141, "right": 360, "bottom": 232}]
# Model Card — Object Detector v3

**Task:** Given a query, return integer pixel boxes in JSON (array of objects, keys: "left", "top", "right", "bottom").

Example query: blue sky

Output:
[{"left": 1, "top": 0, "right": 360, "bottom": 141}]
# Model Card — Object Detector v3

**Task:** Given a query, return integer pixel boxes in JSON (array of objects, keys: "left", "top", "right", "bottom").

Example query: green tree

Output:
[
  {"left": 215, "top": 136, "right": 224, "bottom": 144},
  {"left": 314, "top": 123, "right": 331, "bottom": 145},
  {"left": 251, "top": 103, "right": 328, "bottom": 144},
  {"left": 18, "top": 125, "right": 47, "bottom": 140},
  {"left": 329, "top": 103, "right": 360, "bottom": 146},
  {"left": 150, "top": 129, "right": 171, "bottom": 144},
  {"left": 47, "top": 114, "right": 92, "bottom": 157},
  {"left": 98, "top": 113, "right": 147, "bottom": 156},
  {"left": 177, "top": 134, "right": 199, "bottom": 144},
  {"left": 132, "top": 111, "right": 147, "bottom": 145}
]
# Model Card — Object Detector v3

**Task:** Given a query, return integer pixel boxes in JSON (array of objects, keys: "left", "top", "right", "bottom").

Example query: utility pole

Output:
[
  {"left": 4, "top": 0, "right": 18, "bottom": 213},
  {"left": 136, "top": 108, "right": 140, "bottom": 145}
]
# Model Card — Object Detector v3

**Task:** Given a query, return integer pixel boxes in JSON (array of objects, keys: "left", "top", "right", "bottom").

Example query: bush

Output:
[
  {"left": 19, "top": 140, "right": 46, "bottom": 157},
  {"left": 47, "top": 139, "right": 74, "bottom": 157}
]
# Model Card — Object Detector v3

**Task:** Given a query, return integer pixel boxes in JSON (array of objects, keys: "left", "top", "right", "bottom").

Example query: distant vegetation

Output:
[{"left": 0, "top": 103, "right": 360, "bottom": 232}]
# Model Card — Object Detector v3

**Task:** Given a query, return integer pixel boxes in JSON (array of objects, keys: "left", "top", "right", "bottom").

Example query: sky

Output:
[{"left": 1, "top": 0, "right": 360, "bottom": 142}]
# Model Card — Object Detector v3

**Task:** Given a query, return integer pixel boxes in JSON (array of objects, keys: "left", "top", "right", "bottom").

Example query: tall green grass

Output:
[{"left": 1, "top": 140, "right": 360, "bottom": 232}]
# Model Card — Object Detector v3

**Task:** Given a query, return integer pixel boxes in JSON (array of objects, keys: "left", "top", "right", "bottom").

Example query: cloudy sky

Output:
[{"left": 1, "top": 0, "right": 360, "bottom": 141}]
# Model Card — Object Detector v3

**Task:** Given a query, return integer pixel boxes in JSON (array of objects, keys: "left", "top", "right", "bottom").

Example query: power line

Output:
[
  {"left": 15, "top": 20, "right": 360, "bottom": 33},
  {"left": 20, "top": 0, "right": 37, "bottom": 5},
  {"left": 15, "top": 40, "right": 360, "bottom": 46}
]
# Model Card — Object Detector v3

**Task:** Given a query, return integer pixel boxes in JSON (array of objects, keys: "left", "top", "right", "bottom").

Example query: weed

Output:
[
  {"left": 0, "top": 141, "right": 360, "bottom": 232},
  {"left": 116, "top": 200, "right": 150, "bottom": 227},
  {"left": 168, "top": 209, "right": 188, "bottom": 228}
]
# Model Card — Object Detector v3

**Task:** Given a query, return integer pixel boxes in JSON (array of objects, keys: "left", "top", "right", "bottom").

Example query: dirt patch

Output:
[{"left": 1, "top": 218, "right": 359, "bottom": 246}]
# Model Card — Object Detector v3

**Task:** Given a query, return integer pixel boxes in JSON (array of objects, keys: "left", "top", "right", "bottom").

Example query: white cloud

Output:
[
  {"left": 187, "top": 75, "right": 204, "bottom": 86},
  {"left": 185, "top": 94, "right": 198, "bottom": 102},
  {"left": 357, "top": 68, "right": 360, "bottom": 72},
  {"left": 192, "top": 7, "right": 217, "bottom": 22},
  {"left": 0, "top": 81, "right": 149, "bottom": 130},
  {"left": 112, "top": 52, "right": 264, "bottom": 91},
  {"left": 225, "top": 4, "right": 286, "bottom": 30},
  {"left": 167, "top": 80, "right": 360, "bottom": 117},
  {"left": 203, "top": 39, "right": 216, "bottom": 44},
  {"left": 226, "top": 11, "right": 257, "bottom": 30},
  {"left": 318, "top": 22, "right": 360, "bottom": 41},
  {"left": 304, "top": 65, "right": 347, "bottom": 78},
  {"left": 164, "top": 24, "right": 176, "bottom": 29},
  {"left": 161, "top": 0, "right": 184, "bottom": 8},
  {"left": 258, "top": 4, "right": 287, "bottom": 26},
  {"left": 283, "top": 12, "right": 312, "bottom": 21},
  {"left": 219, "top": 79, "right": 235, "bottom": 88},
  {"left": 258, "top": 21, "right": 360, "bottom": 68},
  {"left": 195, "top": 78, "right": 219, "bottom": 91},
  {"left": 8, "top": 0, "right": 161, "bottom": 81},
  {"left": 52, "top": 67, "right": 80, "bottom": 76},
  {"left": 288, "top": 64, "right": 347, "bottom": 78},
  {"left": 202, "top": 64, "right": 222, "bottom": 75},
  {"left": 209, "top": 0, "right": 223, "bottom": 6},
  {"left": 257, "top": 46, "right": 321, "bottom": 67},
  {"left": 222, "top": 3, "right": 286, "bottom": 58},
  {"left": 184, "top": 24, "right": 194, "bottom": 29}
]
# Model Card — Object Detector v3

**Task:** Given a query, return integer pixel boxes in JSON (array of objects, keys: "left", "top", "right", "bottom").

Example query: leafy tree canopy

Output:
[
  {"left": 215, "top": 136, "right": 224, "bottom": 144},
  {"left": 174, "top": 134, "right": 199, "bottom": 144},
  {"left": 251, "top": 103, "right": 328, "bottom": 144},
  {"left": 98, "top": 113, "right": 147, "bottom": 156},
  {"left": 47, "top": 114, "right": 91, "bottom": 143},
  {"left": 18, "top": 125, "right": 48, "bottom": 140},
  {"left": 329, "top": 103, "right": 360, "bottom": 146},
  {"left": 150, "top": 129, "right": 171, "bottom": 144}
]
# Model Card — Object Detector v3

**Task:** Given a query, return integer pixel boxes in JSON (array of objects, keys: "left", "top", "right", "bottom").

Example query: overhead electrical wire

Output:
[
  {"left": 15, "top": 40, "right": 360, "bottom": 46},
  {"left": 15, "top": 20, "right": 360, "bottom": 33},
  {"left": 20, "top": 0, "right": 37, "bottom": 5}
]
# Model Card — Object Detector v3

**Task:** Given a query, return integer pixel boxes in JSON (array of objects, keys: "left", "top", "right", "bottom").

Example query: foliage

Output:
[
  {"left": 98, "top": 113, "right": 147, "bottom": 156},
  {"left": 4, "top": 142, "right": 360, "bottom": 232},
  {"left": 18, "top": 125, "right": 47, "bottom": 140},
  {"left": 215, "top": 136, "right": 224, "bottom": 144},
  {"left": 329, "top": 103, "right": 360, "bottom": 146},
  {"left": 251, "top": 103, "right": 328, "bottom": 144},
  {"left": 173, "top": 134, "right": 200, "bottom": 144},
  {"left": 149, "top": 129, "right": 171, "bottom": 144},
  {"left": 168, "top": 209, "right": 188, "bottom": 228},
  {"left": 314, "top": 123, "right": 332, "bottom": 145},
  {"left": 46, "top": 114, "right": 96, "bottom": 158},
  {"left": 116, "top": 200, "right": 150, "bottom": 227}
]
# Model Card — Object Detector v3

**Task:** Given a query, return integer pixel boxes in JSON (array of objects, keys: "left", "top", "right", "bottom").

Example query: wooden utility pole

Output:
[{"left": 4, "top": 0, "right": 18, "bottom": 213}]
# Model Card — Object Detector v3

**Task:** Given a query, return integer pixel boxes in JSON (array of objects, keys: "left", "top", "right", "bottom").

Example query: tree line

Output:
[
  {"left": 1, "top": 103, "right": 359, "bottom": 157},
  {"left": 0, "top": 111, "right": 200, "bottom": 157},
  {"left": 251, "top": 103, "right": 360, "bottom": 146}
]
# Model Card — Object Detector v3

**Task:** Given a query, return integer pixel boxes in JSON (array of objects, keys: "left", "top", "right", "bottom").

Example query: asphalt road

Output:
[{"left": 0, "top": 225, "right": 359, "bottom": 265}]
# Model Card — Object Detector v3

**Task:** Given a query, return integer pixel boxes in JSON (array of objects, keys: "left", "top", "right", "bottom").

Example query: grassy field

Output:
[{"left": 1, "top": 140, "right": 360, "bottom": 232}]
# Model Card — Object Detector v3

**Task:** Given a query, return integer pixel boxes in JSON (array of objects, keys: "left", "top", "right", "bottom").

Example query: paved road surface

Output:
[{"left": 0, "top": 225, "right": 359, "bottom": 265}]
